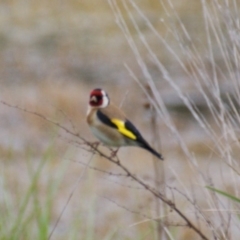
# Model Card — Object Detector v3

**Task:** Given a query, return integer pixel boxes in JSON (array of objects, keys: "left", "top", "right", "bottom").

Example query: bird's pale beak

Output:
[{"left": 90, "top": 95, "right": 97, "bottom": 103}]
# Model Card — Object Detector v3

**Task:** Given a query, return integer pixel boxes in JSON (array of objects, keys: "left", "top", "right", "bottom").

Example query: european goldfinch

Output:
[{"left": 86, "top": 88, "right": 164, "bottom": 160}]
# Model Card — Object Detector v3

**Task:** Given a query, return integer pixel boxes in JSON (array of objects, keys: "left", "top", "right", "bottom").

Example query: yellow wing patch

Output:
[{"left": 111, "top": 118, "right": 137, "bottom": 140}]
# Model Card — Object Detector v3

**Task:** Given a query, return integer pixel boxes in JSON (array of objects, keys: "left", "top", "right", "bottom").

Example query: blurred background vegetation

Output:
[
  {"left": 0, "top": 0, "right": 240, "bottom": 239},
  {"left": 0, "top": 0, "right": 229, "bottom": 84}
]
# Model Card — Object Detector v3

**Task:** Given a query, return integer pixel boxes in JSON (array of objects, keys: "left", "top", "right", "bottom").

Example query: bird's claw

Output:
[
  {"left": 89, "top": 141, "right": 100, "bottom": 149},
  {"left": 109, "top": 148, "right": 119, "bottom": 158}
]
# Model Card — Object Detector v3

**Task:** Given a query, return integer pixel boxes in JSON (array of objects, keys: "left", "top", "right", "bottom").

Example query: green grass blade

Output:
[{"left": 206, "top": 186, "right": 240, "bottom": 203}]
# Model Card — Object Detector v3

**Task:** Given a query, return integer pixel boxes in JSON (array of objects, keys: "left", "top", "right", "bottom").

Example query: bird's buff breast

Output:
[
  {"left": 87, "top": 108, "right": 127, "bottom": 146},
  {"left": 89, "top": 125, "right": 126, "bottom": 147}
]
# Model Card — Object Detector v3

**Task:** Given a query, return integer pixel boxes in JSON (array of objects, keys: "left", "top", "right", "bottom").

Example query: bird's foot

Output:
[
  {"left": 109, "top": 148, "right": 119, "bottom": 158},
  {"left": 89, "top": 141, "right": 100, "bottom": 149}
]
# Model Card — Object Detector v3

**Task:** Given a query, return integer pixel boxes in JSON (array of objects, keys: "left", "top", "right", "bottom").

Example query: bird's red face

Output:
[{"left": 89, "top": 88, "right": 109, "bottom": 108}]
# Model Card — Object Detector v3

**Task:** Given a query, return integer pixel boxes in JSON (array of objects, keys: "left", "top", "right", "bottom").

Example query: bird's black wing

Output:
[
  {"left": 96, "top": 110, "right": 118, "bottom": 129},
  {"left": 125, "top": 119, "right": 149, "bottom": 144},
  {"left": 125, "top": 120, "right": 144, "bottom": 140},
  {"left": 125, "top": 119, "right": 164, "bottom": 160},
  {"left": 97, "top": 110, "right": 138, "bottom": 140},
  {"left": 97, "top": 111, "right": 163, "bottom": 160}
]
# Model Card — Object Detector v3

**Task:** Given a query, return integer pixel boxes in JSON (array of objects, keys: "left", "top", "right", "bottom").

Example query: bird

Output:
[{"left": 86, "top": 88, "right": 164, "bottom": 160}]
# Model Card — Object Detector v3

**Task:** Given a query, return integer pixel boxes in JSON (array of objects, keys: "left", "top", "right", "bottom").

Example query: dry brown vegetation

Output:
[{"left": 1, "top": 0, "right": 240, "bottom": 240}]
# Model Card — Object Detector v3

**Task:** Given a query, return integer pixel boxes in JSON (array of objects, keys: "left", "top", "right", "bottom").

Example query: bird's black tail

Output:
[
  {"left": 123, "top": 119, "right": 164, "bottom": 160},
  {"left": 141, "top": 143, "right": 164, "bottom": 160}
]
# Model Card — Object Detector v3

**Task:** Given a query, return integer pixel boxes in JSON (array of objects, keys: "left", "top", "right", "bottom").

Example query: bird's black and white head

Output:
[{"left": 89, "top": 88, "right": 110, "bottom": 108}]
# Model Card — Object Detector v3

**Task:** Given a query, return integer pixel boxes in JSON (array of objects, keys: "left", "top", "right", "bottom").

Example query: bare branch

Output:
[{"left": 1, "top": 100, "right": 209, "bottom": 240}]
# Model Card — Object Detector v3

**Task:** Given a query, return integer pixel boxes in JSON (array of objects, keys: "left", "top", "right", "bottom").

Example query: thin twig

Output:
[
  {"left": 48, "top": 153, "right": 95, "bottom": 240},
  {"left": 1, "top": 100, "right": 209, "bottom": 240}
]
